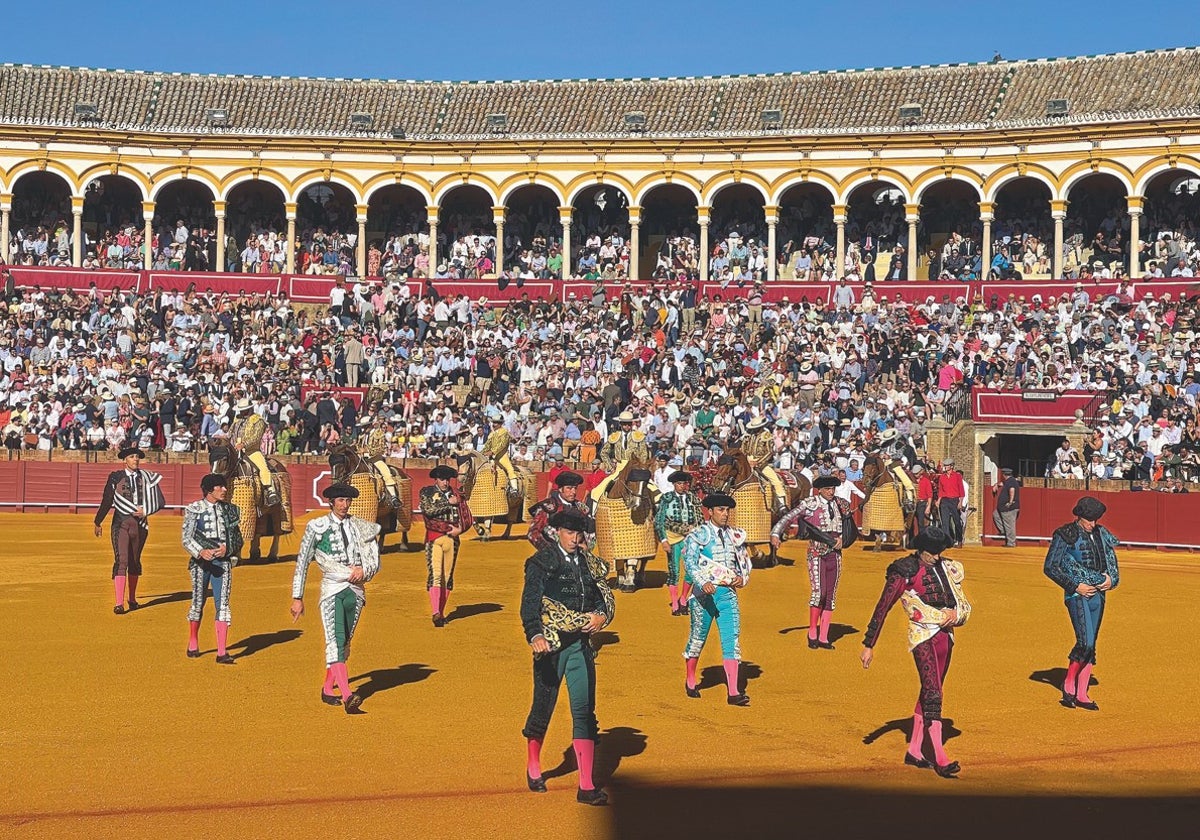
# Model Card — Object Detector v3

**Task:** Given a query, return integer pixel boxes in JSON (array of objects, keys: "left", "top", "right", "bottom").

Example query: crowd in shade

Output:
[{"left": 3, "top": 265, "right": 1200, "bottom": 488}]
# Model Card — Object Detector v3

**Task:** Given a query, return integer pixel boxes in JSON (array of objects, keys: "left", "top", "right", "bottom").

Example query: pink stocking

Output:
[
  {"left": 330, "top": 662, "right": 352, "bottom": 701},
  {"left": 527, "top": 737, "right": 543, "bottom": 778},
  {"left": 927, "top": 719, "right": 950, "bottom": 766},
  {"left": 680, "top": 582, "right": 692, "bottom": 603},
  {"left": 215, "top": 621, "right": 229, "bottom": 656},
  {"left": 1076, "top": 664, "right": 1095, "bottom": 702},
  {"left": 908, "top": 713, "right": 925, "bottom": 759},
  {"left": 187, "top": 620, "right": 200, "bottom": 651},
  {"left": 572, "top": 738, "right": 596, "bottom": 790},
  {"left": 685, "top": 657, "right": 699, "bottom": 690},
  {"left": 113, "top": 575, "right": 127, "bottom": 607},
  {"left": 428, "top": 586, "right": 443, "bottom": 616},
  {"left": 438, "top": 587, "right": 450, "bottom": 615},
  {"left": 127, "top": 575, "right": 139, "bottom": 603},
  {"left": 723, "top": 659, "right": 740, "bottom": 696},
  {"left": 667, "top": 584, "right": 679, "bottom": 610},
  {"left": 818, "top": 610, "right": 832, "bottom": 644},
  {"left": 808, "top": 606, "right": 820, "bottom": 641},
  {"left": 1063, "top": 661, "right": 1082, "bottom": 697},
  {"left": 323, "top": 667, "right": 336, "bottom": 695}
]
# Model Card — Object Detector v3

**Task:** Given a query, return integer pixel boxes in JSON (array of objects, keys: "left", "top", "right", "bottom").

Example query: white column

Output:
[
  {"left": 141, "top": 200, "right": 154, "bottom": 270},
  {"left": 1051, "top": 200, "right": 1068, "bottom": 279},
  {"left": 765, "top": 204, "right": 778, "bottom": 282},
  {"left": 979, "top": 201, "right": 994, "bottom": 278},
  {"left": 0, "top": 193, "right": 11, "bottom": 263},
  {"left": 1127, "top": 196, "right": 1143, "bottom": 278},
  {"left": 356, "top": 203, "right": 368, "bottom": 277},
  {"left": 698, "top": 206, "right": 710, "bottom": 283},
  {"left": 833, "top": 203, "right": 847, "bottom": 279},
  {"left": 71, "top": 196, "right": 84, "bottom": 267},
  {"left": 214, "top": 200, "right": 226, "bottom": 273},
  {"left": 559, "top": 205, "right": 572, "bottom": 279},
  {"left": 628, "top": 206, "right": 641, "bottom": 280},
  {"left": 492, "top": 205, "right": 506, "bottom": 276},
  {"left": 905, "top": 203, "right": 920, "bottom": 281},
  {"left": 285, "top": 202, "right": 297, "bottom": 274},
  {"left": 427, "top": 206, "right": 440, "bottom": 277}
]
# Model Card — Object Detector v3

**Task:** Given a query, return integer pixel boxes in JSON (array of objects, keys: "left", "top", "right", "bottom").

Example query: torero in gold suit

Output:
[
  {"left": 590, "top": 411, "right": 653, "bottom": 501},
  {"left": 361, "top": 423, "right": 400, "bottom": 507},
  {"left": 231, "top": 399, "right": 279, "bottom": 507},
  {"left": 743, "top": 417, "right": 787, "bottom": 513},
  {"left": 484, "top": 417, "right": 520, "bottom": 494}
]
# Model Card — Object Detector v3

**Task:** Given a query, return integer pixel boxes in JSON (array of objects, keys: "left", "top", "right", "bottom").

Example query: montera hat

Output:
[
  {"left": 702, "top": 493, "right": 737, "bottom": 509},
  {"left": 118, "top": 446, "right": 145, "bottom": 459},
  {"left": 553, "top": 471, "right": 584, "bottom": 487},
  {"left": 912, "top": 525, "right": 952, "bottom": 555},
  {"left": 549, "top": 510, "right": 590, "bottom": 533},
  {"left": 668, "top": 470, "right": 693, "bottom": 484},
  {"left": 1072, "top": 496, "right": 1107, "bottom": 521},
  {"left": 322, "top": 483, "right": 360, "bottom": 500},
  {"left": 813, "top": 475, "right": 841, "bottom": 490},
  {"left": 429, "top": 465, "right": 458, "bottom": 480}
]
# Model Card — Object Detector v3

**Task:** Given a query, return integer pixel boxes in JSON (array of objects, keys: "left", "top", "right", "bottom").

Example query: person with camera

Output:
[{"left": 182, "top": 474, "right": 244, "bottom": 664}]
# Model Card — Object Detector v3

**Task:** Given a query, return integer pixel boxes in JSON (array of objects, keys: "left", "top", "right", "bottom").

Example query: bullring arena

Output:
[{"left": 4, "top": 45, "right": 1200, "bottom": 839}]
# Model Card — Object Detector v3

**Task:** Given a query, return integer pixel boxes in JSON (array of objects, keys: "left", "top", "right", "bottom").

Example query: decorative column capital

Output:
[
  {"left": 71, "top": 196, "right": 85, "bottom": 213},
  {"left": 213, "top": 200, "right": 226, "bottom": 218},
  {"left": 285, "top": 202, "right": 298, "bottom": 221},
  {"left": 1050, "top": 199, "right": 1070, "bottom": 216},
  {"left": 904, "top": 203, "right": 921, "bottom": 222},
  {"left": 1125, "top": 195, "right": 1144, "bottom": 214}
]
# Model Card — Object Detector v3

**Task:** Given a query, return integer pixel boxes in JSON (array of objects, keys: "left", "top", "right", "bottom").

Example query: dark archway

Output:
[
  {"left": 918, "top": 180, "right": 981, "bottom": 252},
  {"left": 993, "top": 178, "right": 1053, "bottom": 279},
  {"left": 1142, "top": 168, "right": 1200, "bottom": 276},
  {"left": 777, "top": 182, "right": 834, "bottom": 280},
  {"left": 82, "top": 174, "right": 143, "bottom": 234},
  {"left": 710, "top": 183, "right": 767, "bottom": 278},
  {"left": 296, "top": 182, "right": 358, "bottom": 273},
  {"left": 1066, "top": 174, "right": 1128, "bottom": 271},
  {"left": 439, "top": 185, "right": 495, "bottom": 276},
  {"left": 570, "top": 185, "right": 630, "bottom": 277},
  {"left": 846, "top": 180, "right": 906, "bottom": 280},
  {"left": 640, "top": 184, "right": 698, "bottom": 278},
  {"left": 366, "top": 183, "right": 428, "bottom": 279},
  {"left": 224, "top": 180, "right": 286, "bottom": 270},
  {"left": 504, "top": 184, "right": 559, "bottom": 273},
  {"left": 9, "top": 171, "right": 72, "bottom": 264},
  {"left": 153, "top": 180, "right": 216, "bottom": 272}
]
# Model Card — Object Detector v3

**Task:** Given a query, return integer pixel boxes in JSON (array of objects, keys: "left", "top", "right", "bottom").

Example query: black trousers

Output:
[{"left": 938, "top": 498, "right": 963, "bottom": 544}]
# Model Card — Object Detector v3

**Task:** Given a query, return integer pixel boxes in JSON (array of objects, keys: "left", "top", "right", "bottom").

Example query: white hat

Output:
[
  {"left": 234, "top": 397, "right": 253, "bottom": 413},
  {"left": 617, "top": 411, "right": 635, "bottom": 423}
]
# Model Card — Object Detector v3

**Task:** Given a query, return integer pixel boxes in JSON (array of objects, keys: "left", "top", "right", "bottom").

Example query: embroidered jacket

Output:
[
  {"left": 681, "top": 522, "right": 752, "bottom": 588},
  {"left": 1043, "top": 523, "right": 1120, "bottom": 596},
  {"left": 181, "top": 499, "right": 244, "bottom": 561},
  {"left": 482, "top": 427, "right": 513, "bottom": 459},
  {"left": 863, "top": 553, "right": 971, "bottom": 650},
  {"left": 741, "top": 430, "right": 775, "bottom": 468},
  {"left": 292, "top": 513, "right": 382, "bottom": 601},
  {"left": 95, "top": 468, "right": 165, "bottom": 529},
  {"left": 600, "top": 430, "right": 650, "bottom": 470},
  {"left": 654, "top": 490, "right": 703, "bottom": 543},
  {"left": 520, "top": 543, "right": 610, "bottom": 643},
  {"left": 528, "top": 492, "right": 594, "bottom": 552},
  {"left": 772, "top": 495, "right": 850, "bottom": 544}
]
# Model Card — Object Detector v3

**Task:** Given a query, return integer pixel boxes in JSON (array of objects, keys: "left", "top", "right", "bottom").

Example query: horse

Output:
[
  {"left": 454, "top": 452, "right": 535, "bottom": 541},
  {"left": 327, "top": 442, "right": 415, "bottom": 551},
  {"left": 860, "top": 452, "right": 914, "bottom": 551},
  {"left": 593, "top": 457, "right": 659, "bottom": 591},
  {"left": 709, "top": 448, "right": 811, "bottom": 567},
  {"left": 208, "top": 445, "right": 293, "bottom": 561}
]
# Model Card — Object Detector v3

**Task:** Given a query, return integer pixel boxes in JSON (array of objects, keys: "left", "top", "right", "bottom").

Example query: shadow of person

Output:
[
  {"left": 1030, "top": 667, "right": 1097, "bottom": 693},
  {"left": 445, "top": 602, "right": 503, "bottom": 623},
  {"left": 863, "top": 717, "right": 961, "bottom": 746},
  {"left": 351, "top": 663, "right": 436, "bottom": 700},
  {"left": 697, "top": 661, "right": 763, "bottom": 693},
  {"left": 640, "top": 570, "right": 668, "bottom": 589},
  {"left": 229, "top": 628, "right": 302, "bottom": 659},
  {"left": 779, "top": 623, "right": 859, "bottom": 643},
  {"left": 591, "top": 631, "right": 620, "bottom": 654},
  {"left": 544, "top": 725, "right": 648, "bottom": 783},
  {"left": 134, "top": 591, "right": 191, "bottom": 609}
]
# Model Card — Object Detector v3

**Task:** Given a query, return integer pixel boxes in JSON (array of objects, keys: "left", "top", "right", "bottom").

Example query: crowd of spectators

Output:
[{"left": 4, "top": 266, "right": 1200, "bottom": 492}]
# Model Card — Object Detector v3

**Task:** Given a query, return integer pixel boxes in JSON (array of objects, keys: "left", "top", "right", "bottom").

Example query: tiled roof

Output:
[{"left": 1, "top": 49, "right": 1197, "bottom": 140}]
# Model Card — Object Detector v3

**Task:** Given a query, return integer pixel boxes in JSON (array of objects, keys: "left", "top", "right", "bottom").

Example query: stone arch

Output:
[
  {"left": 843, "top": 176, "right": 910, "bottom": 258},
  {"left": 77, "top": 163, "right": 150, "bottom": 201},
  {"left": 498, "top": 175, "right": 565, "bottom": 206},
  {"left": 149, "top": 168, "right": 223, "bottom": 202},
  {"left": 992, "top": 176, "right": 1054, "bottom": 277},
  {"left": 565, "top": 173, "right": 636, "bottom": 207},
  {"left": 80, "top": 174, "right": 146, "bottom": 234},
  {"left": 432, "top": 176, "right": 499, "bottom": 206},
  {"left": 915, "top": 177, "right": 984, "bottom": 262},
  {"left": 632, "top": 174, "right": 702, "bottom": 207},
  {"left": 438, "top": 183, "right": 497, "bottom": 268},
  {"left": 708, "top": 182, "right": 768, "bottom": 260},
  {"left": 363, "top": 174, "right": 434, "bottom": 207},
  {"left": 768, "top": 170, "right": 840, "bottom": 206},
  {"left": 836, "top": 169, "right": 914, "bottom": 205},
  {"left": 502, "top": 183, "right": 561, "bottom": 270},
  {"left": 151, "top": 179, "right": 218, "bottom": 248},
  {"left": 700, "top": 173, "right": 770, "bottom": 206},
  {"left": 219, "top": 169, "right": 292, "bottom": 202},
  {"left": 1063, "top": 171, "right": 1130, "bottom": 259},
  {"left": 223, "top": 179, "right": 287, "bottom": 249},
  {"left": 1057, "top": 161, "right": 1134, "bottom": 202},
  {"left": 288, "top": 171, "right": 365, "bottom": 205},
  {"left": 775, "top": 181, "right": 836, "bottom": 279},
  {"left": 365, "top": 183, "right": 429, "bottom": 241},
  {"left": 569, "top": 185, "right": 631, "bottom": 273},
  {"left": 982, "top": 164, "right": 1058, "bottom": 203},
  {"left": 8, "top": 171, "right": 73, "bottom": 256},
  {"left": 4, "top": 159, "right": 81, "bottom": 194},
  {"left": 912, "top": 168, "right": 984, "bottom": 203},
  {"left": 1133, "top": 156, "right": 1200, "bottom": 196}
]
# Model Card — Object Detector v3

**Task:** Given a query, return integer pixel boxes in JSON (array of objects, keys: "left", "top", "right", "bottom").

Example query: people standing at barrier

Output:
[
  {"left": 771, "top": 476, "right": 848, "bottom": 650},
  {"left": 991, "top": 467, "right": 1021, "bottom": 547},
  {"left": 936, "top": 459, "right": 966, "bottom": 547},
  {"left": 654, "top": 469, "right": 704, "bottom": 617},
  {"left": 861, "top": 526, "right": 972, "bottom": 778},
  {"left": 914, "top": 463, "right": 935, "bottom": 535},
  {"left": 520, "top": 510, "right": 615, "bottom": 805},
  {"left": 419, "top": 465, "right": 471, "bottom": 627},
  {"left": 181, "top": 474, "right": 243, "bottom": 663},
  {"left": 290, "top": 483, "right": 381, "bottom": 714},
  {"left": 681, "top": 493, "right": 753, "bottom": 706},
  {"left": 1043, "top": 496, "right": 1120, "bottom": 711},
  {"left": 94, "top": 446, "right": 164, "bottom": 614}
]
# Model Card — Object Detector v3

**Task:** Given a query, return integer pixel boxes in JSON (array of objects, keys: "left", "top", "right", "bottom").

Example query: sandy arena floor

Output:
[{"left": 2, "top": 513, "right": 1198, "bottom": 839}]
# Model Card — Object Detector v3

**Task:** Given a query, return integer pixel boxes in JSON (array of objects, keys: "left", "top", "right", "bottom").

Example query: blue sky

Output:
[{"left": 8, "top": 0, "right": 1198, "bottom": 81}]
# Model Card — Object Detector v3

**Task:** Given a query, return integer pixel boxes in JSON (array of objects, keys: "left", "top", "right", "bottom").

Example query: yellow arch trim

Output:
[
  {"left": 701, "top": 172, "right": 771, "bottom": 205},
  {"left": 981, "top": 163, "right": 1058, "bottom": 201},
  {"left": 432, "top": 174, "right": 500, "bottom": 206},
  {"left": 911, "top": 167, "right": 985, "bottom": 202},
  {"left": 4, "top": 160, "right": 82, "bottom": 194},
  {"left": 1132, "top": 155, "right": 1200, "bottom": 195},
  {"left": 289, "top": 170, "right": 366, "bottom": 204},
  {"left": 148, "top": 167, "right": 222, "bottom": 201},
  {"left": 1058, "top": 160, "right": 1135, "bottom": 200},
  {"left": 564, "top": 174, "right": 636, "bottom": 207},
  {"left": 76, "top": 163, "right": 150, "bottom": 198},
  {"left": 219, "top": 168, "right": 292, "bottom": 201},
  {"left": 633, "top": 172, "right": 703, "bottom": 206},
  {"left": 768, "top": 171, "right": 839, "bottom": 205},
  {"left": 498, "top": 174, "right": 567, "bottom": 206},
  {"left": 362, "top": 174, "right": 434, "bottom": 206},
  {"left": 837, "top": 169, "right": 914, "bottom": 204}
]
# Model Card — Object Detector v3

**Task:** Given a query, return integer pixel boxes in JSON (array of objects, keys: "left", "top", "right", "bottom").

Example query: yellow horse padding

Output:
[
  {"left": 862, "top": 482, "right": 907, "bottom": 532},
  {"left": 730, "top": 483, "right": 774, "bottom": 544},
  {"left": 467, "top": 463, "right": 534, "bottom": 520},
  {"left": 594, "top": 495, "right": 657, "bottom": 563}
]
